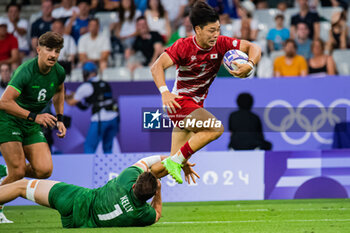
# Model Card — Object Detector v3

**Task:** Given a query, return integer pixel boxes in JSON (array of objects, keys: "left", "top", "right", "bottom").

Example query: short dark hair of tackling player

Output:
[{"left": 133, "top": 172, "right": 158, "bottom": 202}]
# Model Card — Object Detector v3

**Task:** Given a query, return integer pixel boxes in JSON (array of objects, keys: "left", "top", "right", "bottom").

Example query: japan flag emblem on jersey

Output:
[{"left": 210, "top": 53, "right": 218, "bottom": 59}]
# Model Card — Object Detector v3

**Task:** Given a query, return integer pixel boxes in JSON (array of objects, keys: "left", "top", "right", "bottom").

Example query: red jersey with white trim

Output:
[{"left": 165, "top": 35, "right": 240, "bottom": 104}]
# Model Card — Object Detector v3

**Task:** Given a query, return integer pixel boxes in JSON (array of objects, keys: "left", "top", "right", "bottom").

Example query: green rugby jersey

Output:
[
  {"left": 8, "top": 57, "right": 65, "bottom": 113},
  {"left": 73, "top": 166, "right": 156, "bottom": 228}
]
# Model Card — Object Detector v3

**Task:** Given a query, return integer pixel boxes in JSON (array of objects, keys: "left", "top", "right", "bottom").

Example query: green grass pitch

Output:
[{"left": 1, "top": 199, "right": 349, "bottom": 233}]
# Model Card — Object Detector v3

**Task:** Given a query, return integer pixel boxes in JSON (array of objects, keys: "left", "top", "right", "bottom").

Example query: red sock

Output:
[{"left": 180, "top": 142, "right": 194, "bottom": 159}]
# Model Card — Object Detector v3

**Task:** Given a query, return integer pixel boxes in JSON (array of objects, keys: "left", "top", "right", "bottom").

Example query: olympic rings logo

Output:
[{"left": 263, "top": 99, "right": 350, "bottom": 145}]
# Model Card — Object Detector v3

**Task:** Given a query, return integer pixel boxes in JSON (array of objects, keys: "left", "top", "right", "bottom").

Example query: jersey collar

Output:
[{"left": 192, "top": 36, "right": 213, "bottom": 51}]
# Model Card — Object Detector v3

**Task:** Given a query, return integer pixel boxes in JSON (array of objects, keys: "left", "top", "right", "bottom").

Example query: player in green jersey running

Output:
[
  {"left": 0, "top": 155, "right": 199, "bottom": 228},
  {"left": 0, "top": 32, "right": 66, "bottom": 223}
]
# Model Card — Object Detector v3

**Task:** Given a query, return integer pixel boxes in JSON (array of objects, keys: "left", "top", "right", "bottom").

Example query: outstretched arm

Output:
[
  {"left": 133, "top": 155, "right": 200, "bottom": 184},
  {"left": 151, "top": 52, "right": 182, "bottom": 114}
]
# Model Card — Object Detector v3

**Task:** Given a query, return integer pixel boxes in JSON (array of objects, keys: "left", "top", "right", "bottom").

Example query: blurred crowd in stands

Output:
[{"left": 0, "top": 0, "right": 350, "bottom": 81}]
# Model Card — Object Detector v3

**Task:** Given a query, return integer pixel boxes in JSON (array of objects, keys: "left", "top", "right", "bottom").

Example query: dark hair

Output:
[
  {"left": 119, "top": 0, "right": 136, "bottom": 23},
  {"left": 284, "top": 38, "right": 297, "bottom": 49},
  {"left": 6, "top": 2, "right": 21, "bottom": 12},
  {"left": 38, "top": 32, "right": 64, "bottom": 50},
  {"left": 311, "top": 38, "right": 325, "bottom": 51},
  {"left": 133, "top": 172, "right": 158, "bottom": 202},
  {"left": 89, "top": 18, "right": 100, "bottom": 25},
  {"left": 190, "top": 1, "right": 219, "bottom": 29},
  {"left": 275, "top": 14, "right": 284, "bottom": 20},
  {"left": 77, "top": 0, "right": 91, "bottom": 5},
  {"left": 237, "top": 93, "right": 253, "bottom": 110},
  {"left": 136, "top": 15, "right": 146, "bottom": 23},
  {"left": 147, "top": 0, "right": 165, "bottom": 18},
  {"left": 52, "top": 18, "right": 64, "bottom": 26}
]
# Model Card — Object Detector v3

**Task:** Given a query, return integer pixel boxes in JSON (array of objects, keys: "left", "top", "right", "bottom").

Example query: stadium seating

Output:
[
  {"left": 269, "top": 50, "right": 284, "bottom": 63},
  {"left": 102, "top": 67, "right": 132, "bottom": 81},
  {"left": 318, "top": 6, "right": 342, "bottom": 22},
  {"left": 319, "top": 21, "right": 331, "bottom": 42},
  {"left": 333, "top": 49, "right": 350, "bottom": 75},
  {"left": 133, "top": 67, "right": 153, "bottom": 81},
  {"left": 95, "top": 12, "right": 118, "bottom": 30},
  {"left": 69, "top": 68, "right": 83, "bottom": 82}
]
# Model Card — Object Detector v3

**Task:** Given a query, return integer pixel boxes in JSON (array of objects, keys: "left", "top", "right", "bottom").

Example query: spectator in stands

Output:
[
  {"left": 274, "top": 39, "right": 308, "bottom": 77},
  {"left": 219, "top": 13, "right": 233, "bottom": 37},
  {"left": 78, "top": 18, "right": 111, "bottom": 71},
  {"left": 65, "top": 0, "right": 91, "bottom": 44},
  {"left": 0, "top": 20, "right": 19, "bottom": 70},
  {"left": 111, "top": 0, "right": 142, "bottom": 59},
  {"left": 228, "top": 93, "right": 272, "bottom": 150},
  {"left": 52, "top": 0, "right": 80, "bottom": 23},
  {"left": 295, "top": 22, "right": 312, "bottom": 60},
  {"left": 135, "top": 0, "right": 148, "bottom": 13},
  {"left": 161, "top": 0, "right": 187, "bottom": 30},
  {"left": 252, "top": 0, "right": 268, "bottom": 9},
  {"left": 31, "top": 0, "right": 55, "bottom": 56},
  {"left": 309, "top": 38, "right": 336, "bottom": 77},
  {"left": 232, "top": 1, "right": 258, "bottom": 41},
  {"left": 290, "top": 0, "right": 320, "bottom": 40},
  {"left": 277, "top": 1, "right": 288, "bottom": 13},
  {"left": 51, "top": 19, "right": 77, "bottom": 75},
  {"left": 207, "top": 0, "right": 240, "bottom": 19},
  {"left": 65, "top": 62, "right": 119, "bottom": 154},
  {"left": 0, "top": 64, "right": 11, "bottom": 97},
  {"left": 145, "top": 0, "right": 171, "bottom": 42},
  {"left": 167, "top": 13, "right": 194, "bottom": 46},
  {"left": 1, "top": 2, "right": 29, "bottom": 61},
  {"left": 127, "top": 16, "right": 164, "bottom": 72},
  {"left": 103, "top": 0, "right": 120, "bottom": 11},
  {"left": 326, "top": 11, "right": 348, "bottom": 54},
  {"left": 267, "top": 14, "right": 290, "bottom": 53}
]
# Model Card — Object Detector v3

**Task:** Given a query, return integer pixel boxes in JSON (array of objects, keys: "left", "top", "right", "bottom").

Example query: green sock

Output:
[{"left": 0, "top": 165, "right": 7, "bottom": 178}]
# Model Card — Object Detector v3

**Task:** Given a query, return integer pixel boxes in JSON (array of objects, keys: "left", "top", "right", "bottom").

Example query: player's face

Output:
[
  {"left": 196, "top": 20, "right": 220, "bottom": 48},
  {"left": 37, "top": 46, "right": 60, "bottom": 67}
]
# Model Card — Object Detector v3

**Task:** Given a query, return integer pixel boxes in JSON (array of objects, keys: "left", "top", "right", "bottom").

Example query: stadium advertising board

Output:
[
  {"left": 60, "top": 76, "right": 350, "bottom": 154},
  {"left": 93, "top": 151, "right": 265, "bottom": 202},
  {"left": 265, "top": 149, "right": 350, "bottom": 199}
]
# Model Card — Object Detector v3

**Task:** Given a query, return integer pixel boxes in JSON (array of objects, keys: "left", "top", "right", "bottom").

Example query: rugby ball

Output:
[{"left": 223, "top": 49, "right": 253, "bottom": 77}]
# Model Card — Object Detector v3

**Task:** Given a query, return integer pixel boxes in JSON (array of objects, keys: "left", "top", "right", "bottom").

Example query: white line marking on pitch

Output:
[
  {"left": 160, "top": 219, "right": 350, "bottom": 224},
  {"left": 238, "top": 208, "right": 350, "bottom": 212}
]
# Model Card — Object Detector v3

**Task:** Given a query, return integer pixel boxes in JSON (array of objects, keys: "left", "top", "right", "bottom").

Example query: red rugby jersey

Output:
[{"left": 165, "top": 35, "right": 240, "bottom": 104}]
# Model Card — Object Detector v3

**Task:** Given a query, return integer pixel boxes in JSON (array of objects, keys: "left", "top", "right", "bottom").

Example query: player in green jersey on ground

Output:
[
  {"left": 0, "top": 155, "right": 199, "bottom": 228},
  {"left": 0, "top": 31, "right": 66, "bottom": 223}
]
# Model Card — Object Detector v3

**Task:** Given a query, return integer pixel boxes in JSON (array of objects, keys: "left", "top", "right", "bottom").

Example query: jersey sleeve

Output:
[
  {"left": 217, "top": 36, "right": 241, "bottom": 56},
  {"left": 8, "top": 65, "right": 30, "bottom": 94},
  {"left": 165, "top": 38, "right": 185, "bottom": 64},
  {"left": 138, "top": 205, "right": 156, "bottom": 226}
]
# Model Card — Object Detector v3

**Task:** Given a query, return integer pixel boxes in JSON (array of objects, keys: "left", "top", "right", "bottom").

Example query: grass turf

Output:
[{"left": 0, "top": 199, "right": 349, "bottom": 233}]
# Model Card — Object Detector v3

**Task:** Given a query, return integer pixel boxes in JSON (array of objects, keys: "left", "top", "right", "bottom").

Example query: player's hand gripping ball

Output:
[{"left": 223, "top": 49, "right": 253, "bottom": 77}]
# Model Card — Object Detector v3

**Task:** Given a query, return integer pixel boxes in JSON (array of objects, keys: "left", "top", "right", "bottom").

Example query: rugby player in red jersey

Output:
[{"left": 151, "top": 1, "right": 261, "bottom": 183}]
